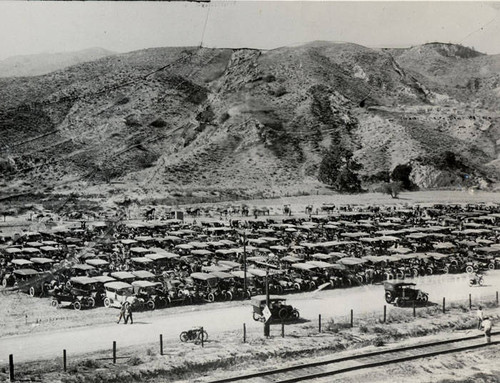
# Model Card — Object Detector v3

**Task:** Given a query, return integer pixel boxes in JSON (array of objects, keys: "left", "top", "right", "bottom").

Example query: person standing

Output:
[
  {"left": 124, "top": 302, "right": 133, "bottom": 325},
  {"left": 116, "top": 302, "right": 126, "bottom": 324},
  {"left": 481, "top": 316, "right": 493, "bottom": 344},
  {"left": 477, "top": 306, "right": 484, "bottom": 330}
]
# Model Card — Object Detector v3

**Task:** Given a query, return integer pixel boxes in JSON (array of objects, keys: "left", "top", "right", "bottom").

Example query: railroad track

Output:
[{"left": 209, "top": 332, "right": 500, "bottom": 383}]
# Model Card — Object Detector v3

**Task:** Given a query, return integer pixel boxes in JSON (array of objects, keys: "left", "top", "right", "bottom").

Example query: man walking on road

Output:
[
  {"left": 116, "top": 302, "right": 126, "bottom": 324},
  {"left": 124, "top": 302, "right": 133, "bottom": 324},
  {"left": 476, "top": 306, "right": 484, "bottom": 330},
  {"left": 481, "top": 316, "right": 493, "bottom": 344}
]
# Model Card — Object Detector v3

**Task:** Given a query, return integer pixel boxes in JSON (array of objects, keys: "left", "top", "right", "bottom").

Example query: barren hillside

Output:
[{"left": 1, "top": 41, "right": 500, "bottom": 199}]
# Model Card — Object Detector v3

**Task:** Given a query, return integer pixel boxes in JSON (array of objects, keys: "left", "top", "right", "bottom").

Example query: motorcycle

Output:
[
  {"left": 469, "top": 275, "right": 484, "bottom": 287},
  {"left": 179, "top": 326, "right": 208, "bottom": 343}
]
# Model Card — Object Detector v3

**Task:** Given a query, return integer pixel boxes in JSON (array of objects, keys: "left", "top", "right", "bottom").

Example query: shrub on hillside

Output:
[
  {"left": 125, "top": 115, "right": 142, "bottom": 127},
  {"left": 149, "top": 118, "right": 167, "bottom": 128},
  {"left": 318, "top": 141, "right": 363, "bottom": 193},
  {"left": 379, "top": 181, "right": 403, "bottom": 198}
]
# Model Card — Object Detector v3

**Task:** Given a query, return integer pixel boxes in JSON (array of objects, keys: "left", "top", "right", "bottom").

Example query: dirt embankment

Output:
[{"left": 3, "top": 299, "right": 499, "bottom": 383}]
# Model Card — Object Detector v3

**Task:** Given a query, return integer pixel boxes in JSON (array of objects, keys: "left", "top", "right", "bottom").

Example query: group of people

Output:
[{"left": 116, "top": 301, "right": 133, "bottom": 324}]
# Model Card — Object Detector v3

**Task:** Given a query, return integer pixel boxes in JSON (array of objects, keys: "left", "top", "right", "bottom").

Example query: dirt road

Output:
[{"left": 1, "top": 270, "right": 499, "bottom": 364}]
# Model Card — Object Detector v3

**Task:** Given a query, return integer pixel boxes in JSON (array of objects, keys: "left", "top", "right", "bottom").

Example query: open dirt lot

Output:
[{"left": 2, "top": 301, "right": 499, "bottom": 383}]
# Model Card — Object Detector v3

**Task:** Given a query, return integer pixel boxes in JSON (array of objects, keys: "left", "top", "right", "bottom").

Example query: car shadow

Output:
[{"left": 270, "top": 317, "right": 310, "bottom": 325}]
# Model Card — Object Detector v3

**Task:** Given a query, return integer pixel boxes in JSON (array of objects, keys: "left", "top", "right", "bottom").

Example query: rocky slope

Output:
[{"left": 1, "top": 41, "right": 500, "bottom": 198}]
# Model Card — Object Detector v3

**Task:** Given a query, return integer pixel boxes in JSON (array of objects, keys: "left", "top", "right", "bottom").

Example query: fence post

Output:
[
  {"left": 243, "top": 323, "right": 246, "bottom": 343},
  {"left": 113, "top": 341, "right": 116, "bottom": 364},
  {"left": 9, "top": 354, "right": 14, "bottom": 382},
  {"left": 442, "top": 297, "right": 446, "bottom": 314},
  {"left": 350, "top": 309, "right": 353, "bottom": 328},
  {"left": 413, "top": 301, "right": 416, "bottom": 317},
  {"left": 383, "top": 305, "right": 387, "bottom": 323},
  {"left": 496, "top": 291, "right": 499, "bottom": 306},
  {"left": 318, "top": 314, "right": 322, "bottom": 333},
  {"left": 469, "top": 294, "right": 472, "bottom": 309},
  {"left": 281, "top": 321, "right": 285, "bottom": 338},
  {"left": 63, "top": 349, "right": 67, "bottom": 372},
  {"left": 201, "top": 327, "right": 204, "bottom": 347},
  {"left": 160, "top": 334, "right": 163, "bottom": 356}
]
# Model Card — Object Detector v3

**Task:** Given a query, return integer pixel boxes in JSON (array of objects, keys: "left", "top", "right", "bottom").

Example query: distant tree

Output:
[
  {"left": 380, "top": 181, "right": 403, "bottom": 199},
  {"left": 115, "top": 197, "right": 140, "bottom": 220},
  {"left": 318, "top": 141, "right": 363, "bottom": 193}
]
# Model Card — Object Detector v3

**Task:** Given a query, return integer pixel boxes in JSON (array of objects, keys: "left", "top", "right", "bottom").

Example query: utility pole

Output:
[
  {"left": 243, "top": 230, "right": 247, "bottom": 295},
  {"left": 264, "top": 268, "right": 270, "bottom": 337}
]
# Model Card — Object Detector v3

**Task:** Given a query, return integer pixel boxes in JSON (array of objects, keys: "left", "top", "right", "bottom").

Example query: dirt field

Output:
[{"left": 2, "top": 302, "right": 499, "bottom": 383}]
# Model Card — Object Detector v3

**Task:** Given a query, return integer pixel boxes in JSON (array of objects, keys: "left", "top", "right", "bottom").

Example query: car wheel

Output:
[
  {"left": 207, "top": 293, "right": 215, "bottom": 302},
  {"left": 309, "top": 281, "right": 316, "bottom": 290},
  {"left": 180, "top": 332, "right": 189, "bottom": 342},
  {"left": 104, "top": 298, "right": 111, "bottom": 308},
  {"left": 253, "top": 312, "right": 261, "bottom": 322},
  {"left": 88, "top": 297, "right": 95, "bottom": 308},
  {"left": 73, "top": 301, "right": 82, "bottom": 311},
  {"left": 466, "top": 265, "right": 474, "bottom": 274},
  {"left": 147, "top": 300, "right": 155, "bottom": 310},
  {"left": 291, "top": 309, "right": 299, "bottom": 319},
  {"left": 2, "top": 278, "right": 7, "bottom": 288},
  {"left": 29, "top": 287, "right": 36, "bottom": 297},
  {"left": 293, "top": 283, "right": 301, "bottom": 291},
  {"left": 394, "top": 297, "right": 400, "bottom": 307},
  {"left": 51, "top": 299, "right": 58, "bottom": 308},
  {"left": 442, "top": 266, "right": 449, "bottom": 274},
  {"left": 488, "top": 263, "right": 495, "bottom": 270},
  {"left": 426, "top": 267, "right": 433, "bottom": 275},
  {"left": 421, "top": 294, "right": 428, "bottom": 303},
  {"left": 226, "top": 291, "right": 233, "bottom": 301},
  {"left": 413, "top": 269, "right": 419, "bottom": 277},
  {"left": 245, "top": 289, "right": 252, "bottom": 299},
  {"left": 479, "top": 278, "right": 484, "bottom": 286},
  {"left": 276, "top": 285, "right": 283, "bottom": 294},
  {"left": 385, "top": 291, "right": 393, "bottom": 303},
  {"left": 278, "top": 308, "right": 288, "bottom": 320}
]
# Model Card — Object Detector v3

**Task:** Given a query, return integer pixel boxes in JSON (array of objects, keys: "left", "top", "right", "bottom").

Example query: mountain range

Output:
[{"left": 1, "top": 41, "right": 499, "bottom": 200}]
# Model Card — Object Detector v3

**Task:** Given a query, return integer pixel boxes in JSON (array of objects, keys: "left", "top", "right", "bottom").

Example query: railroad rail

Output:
[{"left": 209, "top": 332, "right": 500, "bottom": 382}]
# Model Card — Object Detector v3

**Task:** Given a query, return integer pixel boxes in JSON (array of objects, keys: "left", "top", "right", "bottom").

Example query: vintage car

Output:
[
  {"left": 384, "top": 280, "right": 429, "bottom": 306},
  {"left": 11, "top": 268, "right": 50, "bottom": 297},
  {"left": 91, "top": 275, "right": 116, "bottom": 305},
  {"left": 50, "top": 276, "right": 96, "bottom": 310},
  {"left": 30, "top": 257, "right": 56, "bottom": 272},
  {"left": 131, "top": 280, "right": 166, "bottom": 310},
  {"left": 251, "top": 295, "right": 299, "bottom": 322},
  {"left": 110, "top": 271, "right": 136, "bottom": 283},
  {"left": 84, "top": 258, "right": 110, "bottom": 272},
  {"left": 189, "top": 272, "right": 221, "bottom": 302},
  {"left": 164, "top": 279, "right": 195, "bottom": 306},
  {"left": 103, "top": 281, "right": 137, "bottom": 308}
]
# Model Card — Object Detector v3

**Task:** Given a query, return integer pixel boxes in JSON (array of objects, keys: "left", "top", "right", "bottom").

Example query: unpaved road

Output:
[{"left": 1, "top": 271, "right": 499, "bottom": 364}]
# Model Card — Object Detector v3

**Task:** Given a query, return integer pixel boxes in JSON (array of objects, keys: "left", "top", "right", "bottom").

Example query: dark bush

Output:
[
  {"left": 219, "top": 112, "right": 230, "bottom": 123},
  {"left": 264, "top": 74, "right": 276, "bottom": 83},
  {"left": 380, "top": 181, "right": 403, "bottom": 198},
  {"left": 125, "top": 115, "right": 142, "bottom": 127},
  {"left": 149, "top": 118, "right": 167, "bottom": 128}
]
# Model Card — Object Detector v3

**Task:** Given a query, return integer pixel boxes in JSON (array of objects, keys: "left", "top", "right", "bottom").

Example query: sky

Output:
[{"left": 1, "top": 1, "right": 500, "bottom": 61}]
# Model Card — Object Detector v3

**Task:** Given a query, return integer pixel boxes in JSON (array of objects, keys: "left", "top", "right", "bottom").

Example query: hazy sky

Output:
[{"left": 1, "top": 1, "right": 500, "bottom": 60}]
